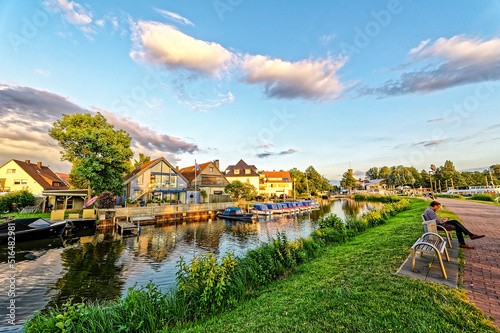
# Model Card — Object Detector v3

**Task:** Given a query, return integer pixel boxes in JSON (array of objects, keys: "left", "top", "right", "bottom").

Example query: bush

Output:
[
  {"left": 317, "top": 214, "right": 344, "bottom": 231},
  {"left": 0, "top": 190, "right": 35, "bottom": 212},
  {"left": 469, "top": 194, "right": 496, "bottom": 202},
  {"left": 345, "top": 217, "right": 368, "bottom": 233},
  {"left": 360, "top": 210, "right": 385, "bottom": 227},
  {"left": 435, "top": 194, "right": 464, "bottom": 199},
  {"left": 96, "top": 191, "right": 115, "bottom": 209},
  {"left": 353, "top": 194, "right": 402, "bottom": 203}
]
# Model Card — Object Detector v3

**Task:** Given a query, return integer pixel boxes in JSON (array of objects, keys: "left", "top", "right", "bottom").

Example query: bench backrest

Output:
[
  {"left": 422, "top": 220, "right": 438, "bottom": 234},
  {"left": 82, "top": 209, "right": 97, "bottom": 219},
  {"left": 51, "top": 209, "right": 65, "bottom": 221}
]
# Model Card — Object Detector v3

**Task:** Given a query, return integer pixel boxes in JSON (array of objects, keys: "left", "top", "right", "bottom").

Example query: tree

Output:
[
  {"left": 434, "top": 160, "right": 464, "bottom": 190},
  {"left": 49, "top": 112, "right": 133, "bottom": 195},
  {"left": 133, "top": 153, "right": 151, "bottom": 169},
  {"left": 378, "top": 166, "right": 391, "bottom": 179},
  {"left": 340, "top": 170, "right": 357, "bottom": 191},
  {"left": 224, "top": 181, "right": 257, "bottom": 200},
  {"left": 365, "top": 167, "right": 379, "bottom": 180},
  {"left": 387, "top": 166, "right": 414, "bottom": 187}
]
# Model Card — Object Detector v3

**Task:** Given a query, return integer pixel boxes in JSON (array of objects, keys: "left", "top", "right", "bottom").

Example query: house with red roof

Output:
[
  {"left": 179, "top": 160, "right": 229, "bottom": 203},
  {"left": 0, "top": 159, "right": 70, "bottom": 195},
  {"left": 260, "top": 170, "right": 293, "bottom": 198}
]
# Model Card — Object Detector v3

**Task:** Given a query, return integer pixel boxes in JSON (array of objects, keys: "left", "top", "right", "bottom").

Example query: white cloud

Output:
[
  {"left": 240, "top": 55, "right": 347, "bottom": 101},
  {"left": 154, "top": 9, "right": 194, "bottom": 26},
  {"left": 365, "top": 35, "right": 500, "bottom": 95},
  {"left": 409, "top": 39, "right": 430, "bottom": 54},
  {"left": 35, "top": 69, "right": 51, "bottom": 77},
  {"left": 130, "top": 21, "right": 233, "bottom": 77},
  {"left": 43, "top": 0, "right": 94, "bottom": 33}
]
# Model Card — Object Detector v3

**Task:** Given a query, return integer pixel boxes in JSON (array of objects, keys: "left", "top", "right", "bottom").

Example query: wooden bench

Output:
[{"left": 411, "top": 226, "right": 450, "bottom": 279}]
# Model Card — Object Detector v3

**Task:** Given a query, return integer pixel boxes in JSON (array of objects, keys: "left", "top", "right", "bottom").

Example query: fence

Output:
[{"left": 110, "top": 202, "right": 233, "bottom": 219}]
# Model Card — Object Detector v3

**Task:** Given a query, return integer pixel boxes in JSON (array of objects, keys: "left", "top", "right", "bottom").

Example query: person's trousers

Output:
[{"left": 443, "top": 220, "right": 472, "bottom": 245}]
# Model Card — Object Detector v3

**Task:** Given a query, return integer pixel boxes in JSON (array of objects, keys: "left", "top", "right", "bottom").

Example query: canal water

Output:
[{"left": 0, "top": 199, "right": 380, "bottom": 327}]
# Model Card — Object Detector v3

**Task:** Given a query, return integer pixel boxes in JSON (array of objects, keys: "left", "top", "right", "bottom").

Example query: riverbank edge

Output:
[{"left": 167, "top": 198, "right": 498, "bottom": 333}]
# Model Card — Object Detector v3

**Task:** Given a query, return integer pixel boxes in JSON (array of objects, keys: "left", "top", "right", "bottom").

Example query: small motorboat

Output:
[
  {"left": 0, "top": 218, "right": 68, "bottom": 244},
  {"left": 250, "top": 204, "right": 272, "bottom": 215},
  {"left": 217, "top": 207, "right": 256, "bottom": 220}
]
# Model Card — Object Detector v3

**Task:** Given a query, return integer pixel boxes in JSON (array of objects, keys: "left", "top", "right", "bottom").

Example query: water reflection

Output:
[{"left": 0, "top": 200, "right": 380, "bottom": 327}]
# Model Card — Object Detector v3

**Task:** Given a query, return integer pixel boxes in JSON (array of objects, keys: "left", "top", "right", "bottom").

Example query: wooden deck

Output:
[{"left": 116, "top": 221, "right": 139, "bottom": 236}]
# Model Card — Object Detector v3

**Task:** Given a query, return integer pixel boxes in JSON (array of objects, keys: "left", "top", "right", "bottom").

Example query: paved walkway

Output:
[{"left": 438, "top": 198, "right": 500, "bottom": 328}]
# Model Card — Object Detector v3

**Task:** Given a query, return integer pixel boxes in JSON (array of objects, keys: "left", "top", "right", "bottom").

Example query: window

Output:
[
  {"left": 21, "top": 180, "right": 28, "bottom": 185},
  {"left": 7, "top": 169, "right": 16, "bottom": 174},
  {"left": 210, "top": 167, "right": 213, "bottom": 172},
  {"left": 234, "top": 169, "right": 240, "bottom": 175},
  {"left": 14, "top": 179, "right": 21, "bottom": 185},
  {"left": 53, "top": 182, "right": 60, "bottom": 187},
  {"left": 245, "top": 169, "right": 250, "bottom": 174}
]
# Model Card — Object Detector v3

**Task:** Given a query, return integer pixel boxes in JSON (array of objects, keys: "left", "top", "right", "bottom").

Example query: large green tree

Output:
[
  {"left": 49, "top": 112, "right": 133, "bottom": 195},
  {"left": 224, "top": 181, "right": 257, "bottom": 200},
  {"left": 340, "top": 170, "right": 357, "bottom": 191},
  {"left": 387, "top": 165, "right": 414, "bottom": 187},
  {"left": 365, "top": 167, "right": 379, "bottom": 180}
]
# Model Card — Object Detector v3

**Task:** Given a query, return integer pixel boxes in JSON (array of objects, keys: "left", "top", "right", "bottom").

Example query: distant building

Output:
[
  {"left": 0, "top": 159, "right": 69, "bottom": 195},
  {"left": 259, "top": 171, "right": 293, "bottom": 197},
  {"left": 360, "top": 179, "right": 387, "bottom": 193},
  {"left": 224, "top": 159, "right": 260, "bottom": 191},
  {"left": 179, "top": 160, "right": 229, "bottom": 203},
  {"left": 122, "top": 157, "right": 189, "bottom": 204}
]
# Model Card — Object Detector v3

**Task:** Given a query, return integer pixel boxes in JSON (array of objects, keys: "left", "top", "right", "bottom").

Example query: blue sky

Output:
[{"left": 1, "top": 0, "right": 499, "bottom": 181}]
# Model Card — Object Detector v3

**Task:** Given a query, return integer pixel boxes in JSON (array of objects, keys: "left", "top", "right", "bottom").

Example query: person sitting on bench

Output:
[{"left": 422, "top": 201, "right": 485, "bottom": 249}]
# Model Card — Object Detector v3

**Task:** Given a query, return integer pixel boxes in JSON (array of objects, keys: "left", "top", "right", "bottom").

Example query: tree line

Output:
[{"left": 340, "top": 161, "right": 500, "bottom": 191}]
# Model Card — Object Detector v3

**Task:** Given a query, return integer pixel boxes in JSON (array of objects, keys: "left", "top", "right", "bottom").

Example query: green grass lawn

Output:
[{"left": 167, "top": 199, "right": 498, "bottom": 333}]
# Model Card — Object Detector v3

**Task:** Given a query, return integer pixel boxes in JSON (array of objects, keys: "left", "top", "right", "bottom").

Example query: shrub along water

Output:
[{"left": 25, "top": 198, "right": 413, "bottom": 332}]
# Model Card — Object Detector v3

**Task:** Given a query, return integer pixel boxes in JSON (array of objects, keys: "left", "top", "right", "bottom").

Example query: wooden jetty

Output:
[{"left": 116, "top": 221, "right": 139, "bottom": 236}]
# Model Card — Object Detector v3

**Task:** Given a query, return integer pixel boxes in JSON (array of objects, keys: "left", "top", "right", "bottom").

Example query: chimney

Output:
[
  {"left": 176, "top": 166, "right": 179, "bottom": 171},
  {"left": 214, "top": 159, "right": 219, "bottom": 169},
  {"left": 37, "top": 162, "right": 42, "bottom": 168},
  {"left": 25, "top": 160, "right": 30, "bottom": 164}
]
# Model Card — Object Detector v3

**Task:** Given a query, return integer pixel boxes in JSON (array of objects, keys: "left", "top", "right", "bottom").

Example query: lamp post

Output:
[
  {"left": 429, "top": 164, "right": 436, "bottom": 198},
  {"left": 293, "top": 178, "right": 296, "bottom": 202}
]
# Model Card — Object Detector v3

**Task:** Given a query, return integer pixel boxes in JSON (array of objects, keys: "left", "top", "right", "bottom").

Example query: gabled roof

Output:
[
  {"left": 179, "top": 162, "right": 212, "bottom": 183},
  {"left": 55, "top": 173, "right": 71, "bottom": 187},
  {"left": 224, "top": 159, "right": 259, "bottom": 177},
  {"left": 10, "top": 159, "right": 70, "bottom": 191},
  {"left": 123, "top": 157, "right": 189, "bottom": 184}
]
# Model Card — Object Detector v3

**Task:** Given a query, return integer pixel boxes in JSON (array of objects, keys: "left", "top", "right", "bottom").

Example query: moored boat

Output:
[
  {"left": 217, "top": 207, "right": 256, "bottom": 220},
  {"left": 250, "top": 203, "right": 272, "bottom": 215},
  {"left": 0, "top": 218, "right": 68, "bottom": 244},
  {"left": 265, "top": 203, "right": 284, "bottom": 214}
]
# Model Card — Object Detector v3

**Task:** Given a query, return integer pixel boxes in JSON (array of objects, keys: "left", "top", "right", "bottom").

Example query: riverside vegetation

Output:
[{"left": 25, "top": 197, "right": 498, "bottom": 333}]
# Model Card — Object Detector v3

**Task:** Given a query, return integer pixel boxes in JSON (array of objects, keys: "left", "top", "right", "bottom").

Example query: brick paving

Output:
[{"left": 438, "top": 198, "right": 500, "bottom": 328}]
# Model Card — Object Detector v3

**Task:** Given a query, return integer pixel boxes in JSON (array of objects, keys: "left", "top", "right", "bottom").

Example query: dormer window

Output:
[
  {"left": 245, "top": 169, "right": 250, "bottom": 174},
  {"left": 234, "top": 169, "right": 240, "bottom": 175}
]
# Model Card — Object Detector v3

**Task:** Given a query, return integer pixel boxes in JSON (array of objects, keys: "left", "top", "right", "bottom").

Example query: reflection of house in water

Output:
[
  {"left": 132, "top": 224, "right": 179, "bottom": 263},
  {"left": 178, "top": 221, "right": 226, "bottom": 253}
]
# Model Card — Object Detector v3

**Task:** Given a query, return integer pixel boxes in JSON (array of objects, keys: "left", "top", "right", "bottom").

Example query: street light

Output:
[{"left": 429, "top": 164, "right": 436, "bottom": 199}]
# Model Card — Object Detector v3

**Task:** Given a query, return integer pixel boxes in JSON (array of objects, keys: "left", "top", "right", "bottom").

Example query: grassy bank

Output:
[{"left": 168, "top": 199, "right": 497, "bottom": 333}]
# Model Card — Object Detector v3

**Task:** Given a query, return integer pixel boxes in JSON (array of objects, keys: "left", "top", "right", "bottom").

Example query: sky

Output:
[{"left": 1, "top": 0, "right": 499, "bottom": 181}]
